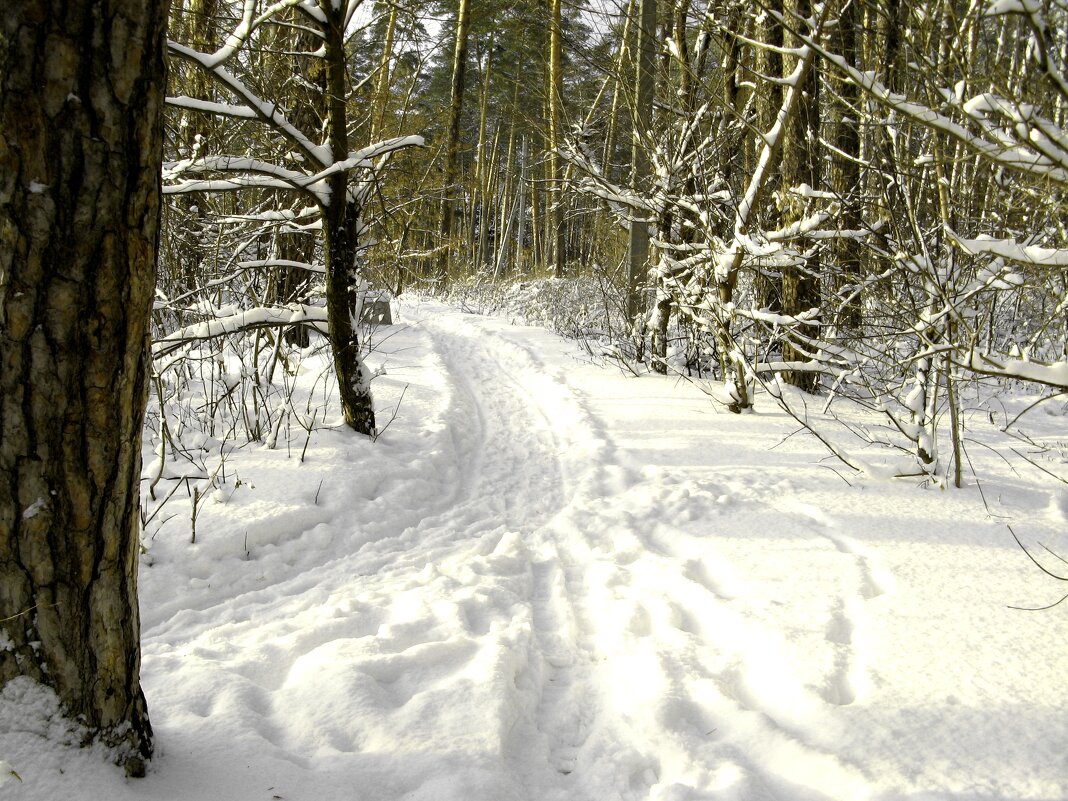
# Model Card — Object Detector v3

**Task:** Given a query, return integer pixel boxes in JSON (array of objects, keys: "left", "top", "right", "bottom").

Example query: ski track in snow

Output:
[
  {"left": 414, "top": 312, "right": 879, "bottom": 800},
  {"left": 4, "top": 300, "right": 1068, "bottom": 801}
]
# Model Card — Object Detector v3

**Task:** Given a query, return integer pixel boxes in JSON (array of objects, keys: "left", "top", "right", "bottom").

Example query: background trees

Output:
[
  {"left": 547, "top": 0, "right": 1068, "bottom": 481},
  {"left": 0, "top": 0, "right": 169, "bottom": 775}
]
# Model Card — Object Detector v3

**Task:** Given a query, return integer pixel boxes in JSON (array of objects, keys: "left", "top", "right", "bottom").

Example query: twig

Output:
[
  {"left": 372, "top": 384, "right": 408, "bottom": 442},
  {"left": 1008, "top": 592, "right": 1068, "bottom": 611},
  {"left": 300, "top": 409, "right": 318, "bottom": 463},
  {"left": 1008, "top": 524, "right": 1067, "bottom": 582},
  {"left": 0, "top": 602, "right": 59, "bottom": 624}
]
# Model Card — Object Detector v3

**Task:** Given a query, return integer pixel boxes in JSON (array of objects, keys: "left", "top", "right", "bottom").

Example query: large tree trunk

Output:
[{"left": 0, "top": 0, "right": 168, "bottom": 775}]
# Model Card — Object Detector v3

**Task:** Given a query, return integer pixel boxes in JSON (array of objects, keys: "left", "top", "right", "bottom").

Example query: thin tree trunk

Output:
[
  {"left": 651, "top": 0, "right": 711, "bottom": 374},
  {"left": 272, "top": 6, "right": 324, "bottom": 348},
  {"left": 831, "top": 0, "right": 862, "bottom": 329},
  {"left": 369, "top": 0, "right": 398, "bottom": 142},
  {"left": 627, "top": 0, "right": 658, "bottom": 328},
  {"left": 603, "top": 0, "right": 636, "bottom": 182},
  {"left": 548, "top": 0, "right": 566, "bottom": 276},
  {"left": 530, "top": 159, "right": 542, "bottom": 270},
  {"left": 436, "top": 0, "right": 472, "bottom": 282},
  {"left": 780, "top": 0, "right": 822, "bottom": 393},
  {"left": 752, "top": 0, "right": 784, "bottom": 313},
  {"left": 322, "top": 3, "right": 375, "bottom": 434},
  {"left": 0, "top": 0, "right": 168, "bottom": 775},
  {"left": 475, "top": 44, "right": 496, "bottom": 269},
  {"left": 516, "top": 136, "right": 529, "bottom": 272}
]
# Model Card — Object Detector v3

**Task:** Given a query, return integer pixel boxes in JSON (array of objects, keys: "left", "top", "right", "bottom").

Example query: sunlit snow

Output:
[{"left": 2, "top": 300, "right": 1066, "bottom": 801}]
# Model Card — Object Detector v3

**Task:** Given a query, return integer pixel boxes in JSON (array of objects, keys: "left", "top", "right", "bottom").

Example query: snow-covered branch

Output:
[
  {"left": 957, "top": 349, "right": 1068, "bottom": 390},
  {"left": 153, "top": 305, "right": 330, "bottom": 358},
  {"left": 813, "top": 51, "right": 1068, "bottom": 187},
  {"left": 948, "top": 230, "right": 1068, "bottom": 268},
  {"left": 167, "top": 40, "right": 331, "bottom": 168}
]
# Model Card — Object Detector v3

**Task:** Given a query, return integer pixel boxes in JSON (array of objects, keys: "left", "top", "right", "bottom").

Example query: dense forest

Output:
[{"left": 159, "top": 0, "right": 1068, "bottom": 480}]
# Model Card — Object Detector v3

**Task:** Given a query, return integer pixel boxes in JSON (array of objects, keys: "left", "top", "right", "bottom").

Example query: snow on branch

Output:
[
  {"left": 948, "top": 230, "right": 1068, "bottom": 268},
  {"left": 164, "top": 155, "right": 309, "bottom": 185},
  {"left": 198, "top": 0, "right": 319, "bottom": 69},
  {"left": 166, "top": 96, "right": 259, "bottom": 119},
  {"left": 303, "top": 136, "right": 427, "bottom": 186},
  {"left": 711, "top": 0, "right": 837, "bottom": 291},
  {"left": 161, "top": 137, "right": 422, "bottom": 204},
  {"left": 812, "top": 48, "right": 1068, "bottom": 186},
  {"left": 985, "top": 0, "right": 1068, "bottom": 102},
  {"left": 297, "top": 0, "right": 328, "bottom": 25},
  {"left": 237, "top": 259, "right": 324, "bottom": 274},
  {"left": 217, "top": 205, "right": 320, "bottom": 226},
  {"left": 957, "top": 349, "right": 1068, "bottom": 390},
  {"left": 167, "top": 41, "right": 331, "bottom": 168},
  {"left": 163, "top": 175, "right": 328, "bottom": 202},
  {"left": 153, "top": 305, "right": 330, "bottom": 358},
  {"left": 200, "top": 0, "right": 258, "bottom": 68}
]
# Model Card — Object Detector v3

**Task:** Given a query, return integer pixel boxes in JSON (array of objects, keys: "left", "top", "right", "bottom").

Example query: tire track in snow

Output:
[{"left": 419, "top": 314, "right": 571, "bottom": 529}]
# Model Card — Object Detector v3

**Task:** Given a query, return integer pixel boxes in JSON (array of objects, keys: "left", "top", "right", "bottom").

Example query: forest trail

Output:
[
  {"left": 4, "top": 301, "right": 1067, "bottom": 801},
  {"left": 418, "top": 311, "right": 880, "bottom": 800}
]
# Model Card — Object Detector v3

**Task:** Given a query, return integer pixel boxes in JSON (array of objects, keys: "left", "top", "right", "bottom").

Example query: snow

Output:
[
  {"left": 985, "top": 0, "right": 1038, "bottom": 15},
  {"left": 3, "top": 300, "right": 1067, "bottom": 801},
  {"left": 949, "top": 231, "right": 1068, "bottom": 267},
  {"left": 962, "top": 348, "right": 1068, "bottom": 389},
  {"left": 152, "top": 304, "right": 330, "bottom": 356},
  {"left": 20, "top": 498, "right": 46, "bottom": 520},
  {"left": 167, "top": 41, "right": 332, "bottom": 168}
]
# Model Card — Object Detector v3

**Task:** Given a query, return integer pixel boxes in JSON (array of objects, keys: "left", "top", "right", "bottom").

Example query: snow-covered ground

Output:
[{"left": 3, "top": 299, "right": 1067, "bottom": 801}]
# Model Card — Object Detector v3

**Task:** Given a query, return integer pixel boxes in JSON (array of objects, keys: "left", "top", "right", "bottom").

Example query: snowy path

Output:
[{"left": 3, "top": 300, "right": 1067, "bottom": 801}]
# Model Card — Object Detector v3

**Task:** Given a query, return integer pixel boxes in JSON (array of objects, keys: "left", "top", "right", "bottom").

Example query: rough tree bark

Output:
[{"left": 0, "top": 0, "right": 169, "bottom": 775}]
